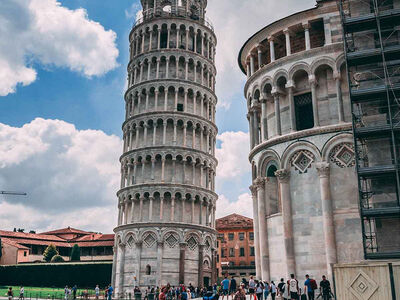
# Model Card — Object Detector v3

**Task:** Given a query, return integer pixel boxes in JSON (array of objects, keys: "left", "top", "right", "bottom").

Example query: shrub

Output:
[
  {"left": 50, "top": 255, "right": 64, "bottom": 263},
  {"left": 70, "top": 244, "right": 80, "bottom": 262},
  {"left": 43, "top": 245, "right": 58, "bottom": 262}
]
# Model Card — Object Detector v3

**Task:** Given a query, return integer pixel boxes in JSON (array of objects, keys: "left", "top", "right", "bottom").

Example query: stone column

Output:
[
  {"left": 156, "top": 59, "right": 160, "bottom": 79},
  {"left": 157, "top": 242, "right": 164, "bottom": 287},
  {"left": 191, "top": 198, "right": 195, "bottom": 223},
  {"left": 149, "top": 196, "right": 154, "bottom": 221},
  {"left": 153, "top": 123, "right": 157, "bottom": 146},
  {"left": 246, "top": 63, "right": 251, "bottom": 79},
  {"left": 309, "top": 75, "right": 320, "bottom": 127},
  {"left": 130, "top": 199, "right": 135, "bottom": 223},
  {"left": 157, "top": 29, "right": 161, "bottom": 50},
  {"left": 167, "top": 27, "right": 170, "bottom": 49},
  {"left": 252, "top": 108, "right": 259, "bottom": 145},
  {"left": 248, "top": 113, "right": 254, "bottom": 149},
  {"left": 139, "top": 197, "right": 144, "bottom": 222},
  {"left": 199, "top": 199, "right": 203, "bottom": 225},
  {"left": 334, "top": 72, "right": 345, "bottom": 123},
  {"left": 149, "top": 30, "right": 153, "bottom": 51},
  {"left": 185, "top": 29, "right": 189, "bottom": 50},
  {"left": 111, "top": 243, "right": 118, "bottom": 288},
  {"left": 284, "top": 29, "right": 291, "bottom": 56},
  {"left": 286, "top": 83, "right": 296, "bottom": 132},
  {"left": 250, "top": 55, "right": 255, "bottom": 75},
  {"left": 273, "top": 92, "right": 282, "bottom": 136},
  {"left": 161, "top": 158, "right": 165, "bottom": 182},
  {"left": 303, "top": 23, "right": 311, "bottom": 50},
  {"left": 198, "top": 244, "right": 204, "bottom": 287},
  {"left": 179, "top": 243, "right": 186, "bottom": 284},
  {"left": 160, "top": 196, "right": 164, "bottom": 220},
  {"left": 316, "top": 162, "right": 337, "bottom": 279},
  {"left": 268, "top": 37, "right": 275, "bottom": 62},
  {"left": 250, "top": 185, "right": 261, "bottom": 279},
  {"left": 166, "top": 58, "right": 170, "bottom": 78},
  {"left": 275, "top": 169, "right": 296, "bottom": 277},
  {"left": 255, "top": 177, "right": 270, "bottom": 281},
  {"left": 135, "top": 242, "right": 142, "bottom": 287},
  {"left": 257, "top": 45, "right": 263, "bottom": 69},
  {"left": 260, "top": 97, "right": 268, "bottom": 141},
  {"left": 118, "top": 244, "right": 126, "bottom": 297},
  {"left": 183, "top": 124, "right": 187, "bottom": 147},
  {"left": 170, "top": 196, "right": 175, "bottom": 221}
]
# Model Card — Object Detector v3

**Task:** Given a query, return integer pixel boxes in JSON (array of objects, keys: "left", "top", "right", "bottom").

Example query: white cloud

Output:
[
  {"left": 207, "top": 0, "right": 316, "bottom": 109},
  {"left": 216, "top": 193, "right": 253, "bottom": 219},
  {"left": 216, "top": 131, "right": 250, "bottom": 180},
  {"left": 0, "top": 118, "right": 122, "bottom": 233},
  {"left": 0, "top": 0, "right": 119, "bottom": 96}
]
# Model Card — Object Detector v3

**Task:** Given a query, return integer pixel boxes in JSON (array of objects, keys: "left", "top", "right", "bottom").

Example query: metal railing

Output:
[{"left": 133, "top": 8, "right": 214, "bottom": 32}]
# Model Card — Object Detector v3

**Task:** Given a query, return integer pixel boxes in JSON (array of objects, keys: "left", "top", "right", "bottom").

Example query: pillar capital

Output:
[
  {"left": 254, "top": 177, "right": 266, "bottom": 190},
  {"left": 249, "top": 184, "right": 257, "bottom": 196},
  {"left": 316, "top": 162, "right": 330, "bottom": 178},
  {"left": 275, "top": 169, "right": 290, "bottom": 183},
  {"left": 333, "top": 71, "right": 341, "bottom": 80},
  {"left": 309, "top": 74, "right": 317, "bottom": 85},
  {"left": 267, "top": 36, "right": 275, "bottom": 42},
  {"left": 302, "top": 22, "right": 310, "bottom": 30}
]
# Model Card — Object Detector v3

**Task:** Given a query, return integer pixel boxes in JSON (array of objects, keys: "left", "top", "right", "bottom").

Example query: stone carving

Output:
[
  {"left": 316, "top": 162, "right": 330, "bottom": 178},
  {"left": 329, "top": 143, "right": 355, "bottom": 168},
  {"left": 186, "top": 236, "right": 198, "bottom": 251},
  {"left": 254, "top": 177, "right": 266, "bottom": 190},
  {"left": 143, "top": 232, "right": 157, "bottom": 248},
  {"left": 290, "top": 150, "right": 315, "bottom": 173},
  {"left": 348, "top": 270, "right": 378, "bottom": 300},
  {"left": 165, "top": 233, "right": 179, "bottom": 248},
  {"left": 275, "top": 169, "right": 290, "bottom": 183},
  {"left": 127, "top": 236, "right": 135, "bottom": 248}
]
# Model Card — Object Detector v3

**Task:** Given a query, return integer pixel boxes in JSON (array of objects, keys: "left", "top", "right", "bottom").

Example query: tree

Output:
[
  {"left": 70, "top": 244, "right": 81, "bottom": 261},
  {"left": 50, "top": 255, "right": 64, "bottom": 263},
  {"left": 43, "top": 244, "right": 58, "bottom": 262}
]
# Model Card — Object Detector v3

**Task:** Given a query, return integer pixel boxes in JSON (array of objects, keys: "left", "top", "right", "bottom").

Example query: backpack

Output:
[{"left": 310, "top": 279, "right": 318, "bottom": 290}]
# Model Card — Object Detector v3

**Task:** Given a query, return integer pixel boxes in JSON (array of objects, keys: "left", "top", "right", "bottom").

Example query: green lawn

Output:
[{"left": 0, "top": 286, "right": 100, "bottom": 299}]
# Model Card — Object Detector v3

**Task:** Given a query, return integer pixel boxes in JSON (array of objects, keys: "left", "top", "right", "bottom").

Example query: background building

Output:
[
  {"left": 238, "top": 0, "right": 362, "bottom": 281},
  {"left": 113, "top": 0, "right": 218, "bottom": 293},
  {"left": 0, "top": 227, "right": 114, "bottom": 265},
  {"left": 216, "top": 214, "right": 255, "bottom": 279}
]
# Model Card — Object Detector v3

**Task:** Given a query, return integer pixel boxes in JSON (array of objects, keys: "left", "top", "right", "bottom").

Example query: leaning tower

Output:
[{"left": 112, "top": 0, "right": 218, "bottom": 294}]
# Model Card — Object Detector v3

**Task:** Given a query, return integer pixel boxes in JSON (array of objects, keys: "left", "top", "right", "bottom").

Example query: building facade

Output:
[
  {"left": 113, "top": 0, "right": 218, "bottom": 293},
  {"left": 216, "top": 214, "right": 255, "bottom": 278},
  {"left": 238, "top": 0, "right": 364, "bottom": 281},
  {"left": 0, "top": 227, "right": 114, "bottom": 265}
]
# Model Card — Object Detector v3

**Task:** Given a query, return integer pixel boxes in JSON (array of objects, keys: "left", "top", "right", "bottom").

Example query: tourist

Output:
[
  {"left": 107, "top": 285, "right": 114, "bottom": 300},
  {"left": 277, "top": 279, "right": 285, "bottom": 298},
  {"left": 271, "top": 281, "right": 277, "bottom": 300},
  {"left": 289, "top": 274, "right": 299, "bottom": 300},
  {"left": 255, "top": 280, "right": 264, "bottom": 300},
  {"left": 72, "top": 286, "right": 77, "bottom": 300},
  {"left": 319, "top": 276, "right": 331, "bottom": 300},
  {"left": 18, "top": 287, "right": 24, "bottom": 300},
  {"left": 95, "top": 285, "right": 100, "bottom": 300},
  {"left": 248, "top": 276, "right": 256, "bottom": 300},
  {"left": 230, "top": 276, "right": 237, "bottom": 297},
  {"left": 7, "top": 287, "right": 13, "bottom": 300},
  {"left": 304, "top": 275, "right": 317, "bottom": 300},
  {"left": 159, "top": 287, "right": 166, "bottom": 300},
  {"left": 64, "top": 286, "right": 70, "bottom": 300},
  {"left": 221, "top": 276, "right": 230, "bottom": 300},
  {"left": 282, "top": 281, "right": 290, "bottom": 300},
  {"left": 233, "top": 285, "right": 246, "bottom": 300},
  {"left": 263, "top": 282, "right": 269, "bottom": 300}
]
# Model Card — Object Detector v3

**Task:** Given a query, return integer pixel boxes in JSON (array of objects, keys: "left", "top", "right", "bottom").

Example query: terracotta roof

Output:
[
  {"left": 40, "top": 227, "right": 91, "bottom": 236},
  {"left": 7, "top": 238, "right": 70, "bottom": 248},
  {"left": 216, "top": 214, "right": 253, "bottom": 230},
  {"left": 72, "top": 234, "right": 114, "bottom": 242},
  {"left": 75, "top": 241, "right": 114, "bottom": 247},
  {"left": 0, "top": 230, "right": 66, "bottom": 242},
  {"left": 1, "top": 238, "right": 30, "bottom": 250}
]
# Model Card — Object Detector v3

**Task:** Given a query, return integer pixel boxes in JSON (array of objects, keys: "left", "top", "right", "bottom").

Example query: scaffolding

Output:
[{"left": 338, "top": 0, "right": 400, "bottom": 259}]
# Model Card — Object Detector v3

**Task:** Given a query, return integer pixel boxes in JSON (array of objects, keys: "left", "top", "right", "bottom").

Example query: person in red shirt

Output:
[{"left": 159, "top": 287, "right": 166, "bottom": 300}]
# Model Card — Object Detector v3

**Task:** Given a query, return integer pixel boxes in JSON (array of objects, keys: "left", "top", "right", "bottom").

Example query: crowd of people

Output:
[
  {"left": 218, "top": 274, "right": 333, "bottom": 300},
  {"left": 5, "top": 274, "right": 333, "bottom": 300}
]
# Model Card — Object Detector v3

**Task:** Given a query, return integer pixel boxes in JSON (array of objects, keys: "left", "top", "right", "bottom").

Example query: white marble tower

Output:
[{"left": 112, "top": 0, "right": 218, "bottom": 295}]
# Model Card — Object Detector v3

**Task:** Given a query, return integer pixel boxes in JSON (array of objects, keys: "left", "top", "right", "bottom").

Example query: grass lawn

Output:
[{"left": 0, "top": 287, "right": 101, "bottom": 299}]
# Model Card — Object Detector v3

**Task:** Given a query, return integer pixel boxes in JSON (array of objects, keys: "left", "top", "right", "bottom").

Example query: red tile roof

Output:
[
  {"left": 0, "top": 230, "right": 66, "bottom": 242},
  {"left": 40, "top": 227, "right": 91, "bottom": 236},
  {"left": 216, "top": 213, "right": 253, "bottom": 230},
  {"left": 1, "top": 238, "right": 30, "bottom": 250}
]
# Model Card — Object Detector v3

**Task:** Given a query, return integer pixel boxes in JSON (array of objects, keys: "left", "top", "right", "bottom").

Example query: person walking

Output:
[
  {"left": 255, "top": 280, "right": 264, "bottom": 300},
  {"left": 277, "top": 279, "right": 285, "bottom": 298},
  {"left": 230, "top": 276, "right": 237, "bottom": 298},
  {"left": 221, "top": 276, "right": 230, "bottom": 300},
  {"left": 319, "top": 276, "right": 331, "bottom": 300},
  {"left": 107, "top": 285, "right": 114, "bottom": 300},
  {"left": 7, "top": 287, "right": 13, "bottom": 300},
  {"left": 282, "top": 281, "right": 290, "bottom": 300},
  {"left": 263, "top": 282, "right": 269, "bottom": 300},
  {"left": 304, "top": 275, "right": 317, "bottom": 300},
  {"left": 95, "top": 285, "right": 100, "bottom": 300},
  {"left": 64, "top": 286, "right": 70, "bottom": 300},
  {"left": 72, "top": 286, "right": 77, "bottom": 300},
  {"left": 289, "top": 274, "right": 299, "bottom": 300},
  {"left": 248, "top": 276, "right": 256, "bottom": 300},
  {"left": 269, "top": 282, "right": 276, "bottom": 300},
  {"left": 233, "top": 285, "right": 246, "bottom": 300},
  {"left": 18, "top": 287, "right": 24, "bottom": 300}
]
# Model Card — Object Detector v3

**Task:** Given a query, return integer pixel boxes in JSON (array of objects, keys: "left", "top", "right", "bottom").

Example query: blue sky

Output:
[{"left": 0, "top": 0, "right": 315, "bottom": 232}]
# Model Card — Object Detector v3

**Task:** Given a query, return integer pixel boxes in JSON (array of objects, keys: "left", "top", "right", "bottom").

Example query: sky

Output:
[{"left": 0, "top": 0, "right": 316, "bottom": 233}]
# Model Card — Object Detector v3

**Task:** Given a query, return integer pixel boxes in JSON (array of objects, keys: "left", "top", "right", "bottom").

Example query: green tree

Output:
[
  {"left": 43, "top": 244, "right": 58, "bottom": 262},
  {"left": 70, "top": 244, "right": 81, "bottom": 261},
  {"left": 50, "top": 254, "right": 65, "bottom": 263}
]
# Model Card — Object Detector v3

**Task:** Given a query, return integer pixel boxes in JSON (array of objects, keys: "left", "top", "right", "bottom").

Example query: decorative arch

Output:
[
  {"left": 289, "top": 62, "right": 311, "bottom": 80},
  {"left": 322, "top": 133, "right": 355, "bottom": 168},
  {"left": 257, "top": 149, "right": 281, "bottom": 177},
  {"left": 281, "top": 140, "right": 321, "bottom": 171},
  {"left": 311, "top": 57, "right": 336, "bottom": 75},
  {"left": 273, "top": 69, "right": 289, "bottom": 87}
]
